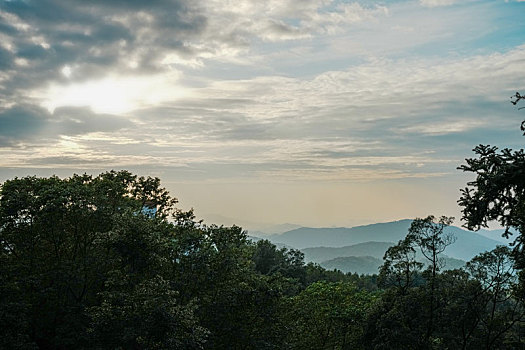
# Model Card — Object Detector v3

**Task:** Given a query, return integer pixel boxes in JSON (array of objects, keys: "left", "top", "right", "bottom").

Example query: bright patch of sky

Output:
[{"left": 0, "top": 0, "right": 524, "bottom": 229}]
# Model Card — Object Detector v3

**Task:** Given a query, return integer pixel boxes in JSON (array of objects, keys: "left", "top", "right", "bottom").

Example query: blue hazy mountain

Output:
[
  {"left": 267, "top": 220, "right": 413, "bottom": 249},
  {"left": 477, "top": 228, "right": 515, "bottom": 244},
  {"left": 266, "top": 219, "right": 505, "bottom": 261}
]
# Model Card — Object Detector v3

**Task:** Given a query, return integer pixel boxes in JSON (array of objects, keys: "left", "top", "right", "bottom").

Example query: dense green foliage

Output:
[
  {"left": 2, "top": 171, "right": 525, "bottom": 349},
  {"left": 370, "top": 218, "right": 524, "bottom": 349},
  {"left": 0, "top": 171, "right": 374, "bottom": 349}
]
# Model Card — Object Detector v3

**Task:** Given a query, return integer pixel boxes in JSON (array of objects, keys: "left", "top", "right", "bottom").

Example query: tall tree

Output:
[
  {"left": 466, "top": 246, "right": 524, "bottom": 349},
  {"left": 458, "top": 93, "right": 525, "bottom": 296},
  {"left": 407, "top": 215, "right": 455, "bottom": 340},
  {"left": 378, "top": 236, "right": 423, "bottom": 294}
]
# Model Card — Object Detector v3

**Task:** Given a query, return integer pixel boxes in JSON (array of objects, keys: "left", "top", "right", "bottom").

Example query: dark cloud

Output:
[
  {"left": 0, "top": 46, "right": 14, "bottom": 70},
  {"left": 0, "top": 0, "right": 207, "bottom": 97},
  {"left": 0, "top": 105, "right": 46, "bottom": 145},
  {"left": 0, "top": 104, "right": 132, "bottom": 146}
]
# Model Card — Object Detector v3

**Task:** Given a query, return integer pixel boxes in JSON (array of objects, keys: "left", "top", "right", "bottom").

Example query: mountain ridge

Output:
[{"left": 260, "top": 219, "right": 504, "bottom": 261}]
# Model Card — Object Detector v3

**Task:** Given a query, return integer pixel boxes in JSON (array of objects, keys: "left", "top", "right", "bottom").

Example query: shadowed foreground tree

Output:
[
  {"left": 458, "top": 92, "right": 525, "bottom": 294},
  {"left": 466, "top": 246, "right": 524, "bottom": 349},
  {"left": 458, "top": 145, "right": 525, "bottom": 264},
  {"left": 0, "top": 171, "right": 207, "bottom": 349},
  {"left": 368, "top": 232, "right": 525, "bottom": 349},
  {"left": 408, "top": 216, "right": 456, "bottom": 340}
]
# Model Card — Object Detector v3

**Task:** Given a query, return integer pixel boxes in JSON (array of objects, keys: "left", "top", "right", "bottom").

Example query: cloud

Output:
[
  {"left": 0, "top": 0, "right": 205, "bottom": 102},
  {"left": 0, "top": 0, "right": 386, "bottom": 88},
  {"left": 110, "top": 45, "right": 524, "bottom": 180},
  {"left": 0, "top": 104, "right": 132, "bottom": 146},
  {"left": 0, "top": 0, "right": 391, "bottom": 122},
  {"left": 3, "top": 40, "right": 524, "bottom": 180},
  {"left": 0, "top": 104, "right": 46, "bottom": 146},
  {"left": 420, "top": 0, "right": 458, "bottom": 7},
  {"left": 1, "top": 0, "right": 524, "bottom": 184},
  {"left": 199, "top": 0, "right": 388, "bottom": 45}
]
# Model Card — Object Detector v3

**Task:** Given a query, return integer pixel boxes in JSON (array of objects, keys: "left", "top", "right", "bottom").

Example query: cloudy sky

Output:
[{"left": 0, "top": 0, "right": 524, "bottom": 229}]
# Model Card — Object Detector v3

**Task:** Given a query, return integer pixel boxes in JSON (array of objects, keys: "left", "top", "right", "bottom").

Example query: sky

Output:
[{"left": 0, "top": 0, "right": 524, "bottom": 230}]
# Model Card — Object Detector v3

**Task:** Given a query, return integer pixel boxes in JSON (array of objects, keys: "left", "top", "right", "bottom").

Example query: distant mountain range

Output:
[
  {"left": 266, "top": 220, "right": 414, "bottom": 249},
  {"left": 262, "top": 219, "right": 505, "bottom": 261},
  {"left": 249, "top": 219, "right": 511, "bottom": 274},
  {"left": 248, "top": 223, "right": 302, "bottom": 237}
]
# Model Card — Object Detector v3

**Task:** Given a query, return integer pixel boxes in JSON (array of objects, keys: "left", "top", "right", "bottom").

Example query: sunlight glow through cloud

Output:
[{"left": 40, "top": 72, "right": 188, "bottom": 114}]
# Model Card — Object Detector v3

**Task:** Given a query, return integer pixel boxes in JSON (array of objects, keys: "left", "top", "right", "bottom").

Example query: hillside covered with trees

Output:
[{"left": 0, "top": 166, "right": 524, "bottom": 349}]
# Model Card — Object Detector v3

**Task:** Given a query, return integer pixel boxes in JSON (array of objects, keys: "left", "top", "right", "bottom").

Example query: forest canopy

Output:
[{"left": 1, "top": 165, "right": 524, "bottom": 349}]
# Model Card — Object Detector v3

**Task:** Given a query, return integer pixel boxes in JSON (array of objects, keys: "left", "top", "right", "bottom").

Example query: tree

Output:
[
  {"left": 0, "top": 171, "right": 205, "bottom": 349},
  {"left": 285, "top": 281, "right": 377, "bottom": 349},
  {"left": 429, "top": 248, "right": 524, "bottom": 350},
  {"left": 459, "top": 93, "right": 525, "bottom": 255},
  {"left": 407, "top": 215, "right": 455, "bottom": 340},
  {"left": 168, "top": 223, "right": 292, "bottom": 349},
  {"left": 432, "top": 268, "right": 485, "bottom": 350},
  {"left": 458, "top": 145, "right": 525, "bottom": 266},
  {"left": 363, "top": 286, "right": 428, "bottom": 350},
  {"left": 87, "top": 211, "right": 207, "bottom": 349},
  {"left": 251, "top": 239, "right": 307, "bottom": 288},
  {"left": 466, "top": 246, "right": 525, "bottom": 349},
  {"left": 458, "top": 93, "right": 525, "bottom": 291},
  {"left": 379, "top": 236, "right": 423, "bottom": 293}
]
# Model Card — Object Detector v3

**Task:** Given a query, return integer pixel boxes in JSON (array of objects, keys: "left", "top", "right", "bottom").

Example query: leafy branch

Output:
[{"left": 510, "top": 92, "right": 525, "bottom": 134}]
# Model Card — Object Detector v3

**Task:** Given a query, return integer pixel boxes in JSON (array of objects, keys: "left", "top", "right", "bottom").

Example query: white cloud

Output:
[
  {"left": 192, "top": 45, "right": 525, "bottom": 127},
  {"left": 10, "top": 44, "right": 519, "bottom": 181},
  {"left": 196, "top": 0, "right": 388, "bottom": 49},
  {"left": 397, "top": 120, "right": 487, "bottom": 135},
  {"left": 2, "top": 0, "right": 525, "bottom": 184},
  {"left": 420, "top": 0, "right": 458, "bottom": 7},
  {"left": 0, "top": 10, "right": 31, "bottom": 32}
]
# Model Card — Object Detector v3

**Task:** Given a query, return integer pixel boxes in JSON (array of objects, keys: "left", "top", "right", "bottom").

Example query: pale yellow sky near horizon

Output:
[{"left": 168, "top": 173, "right": 472, "bottom": 229}]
